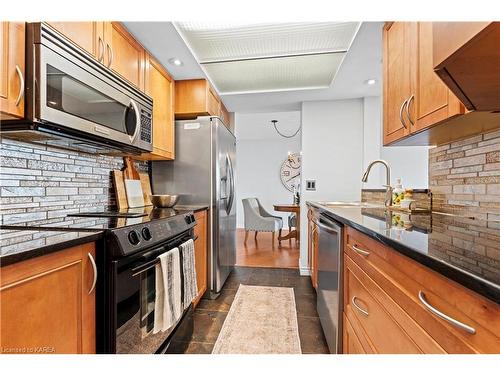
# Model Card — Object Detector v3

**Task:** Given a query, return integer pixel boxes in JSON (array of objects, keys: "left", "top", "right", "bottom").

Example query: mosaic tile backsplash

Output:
[
  {"left": 0, "top": 138, "right": 148, "bottom": 226},
  {"left": 429, "top": 129, "right": 500, "bottom": 220}
]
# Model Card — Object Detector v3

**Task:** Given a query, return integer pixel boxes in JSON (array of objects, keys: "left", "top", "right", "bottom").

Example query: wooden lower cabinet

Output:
[
  {"left": 343, "top": 313, "right": 370, "bottom": 354},
  {"left": 0, "top": 243, "right": 96, "bottom": 354},
  {"left": 342, "top": 226, "right": 500, "bottom": 354},
  {"left": 193, "top": 209, "right": 208, "bottom": 306},
  {"left": 307, "top": 209, "right": 318, "bottom": 289}
]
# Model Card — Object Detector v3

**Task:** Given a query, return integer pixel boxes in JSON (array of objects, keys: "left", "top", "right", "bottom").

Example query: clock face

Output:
[{"left": 280, "top": 153, "right": 301, "bottom": 192}]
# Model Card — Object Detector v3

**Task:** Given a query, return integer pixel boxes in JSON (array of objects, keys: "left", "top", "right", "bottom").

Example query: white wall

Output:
[
  {"left": 234, "top": 111, "right": 301, "bottom": 228},
  {"left": 299, "top": 96, "right": 429, "bottom": 274},
  {"left": 300, "top": 99, "right": 365, "bottom": 273}
]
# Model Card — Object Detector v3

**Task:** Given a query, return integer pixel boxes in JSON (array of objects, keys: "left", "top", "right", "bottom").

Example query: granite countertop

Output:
[
  {"left": 0, "top": 228, "right": 104, "bottom": 267},
  {"left": 307, "top": 201, "right": 500, "bottom": 303},
  {"left": 173, "top": 204, "right": 209, "bottom": 212}
]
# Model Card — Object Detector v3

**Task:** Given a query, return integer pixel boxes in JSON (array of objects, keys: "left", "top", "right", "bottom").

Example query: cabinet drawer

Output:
[
  {"left": 345, "top": 226, "right": 500, "bottom": 353},
  {"left": 344, "top": 256, "right": 423, "bottom": 353},
  {"left": 343, "top": 313, "right": 370, "bottom": 354}
]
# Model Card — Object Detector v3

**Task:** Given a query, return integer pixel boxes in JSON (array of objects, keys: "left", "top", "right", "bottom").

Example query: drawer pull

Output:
[
  {"left": 352, "top": 244, "right": 370, "bottom": 257},
  {"left": 418, "top": 291, "right": 476, "bottom": 335},
  {"left": 352, "top": 296, "right": 369, "bottom": 316}
]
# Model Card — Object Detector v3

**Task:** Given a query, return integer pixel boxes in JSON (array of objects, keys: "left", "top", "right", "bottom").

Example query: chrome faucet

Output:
[{"left": 362, "top": 160, "right": 393, "bottom": 207}]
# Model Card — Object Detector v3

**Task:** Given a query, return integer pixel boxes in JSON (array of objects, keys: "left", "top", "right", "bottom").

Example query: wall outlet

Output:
[{"left": 305, "top": 180, "right": 316, "bottom": 191}]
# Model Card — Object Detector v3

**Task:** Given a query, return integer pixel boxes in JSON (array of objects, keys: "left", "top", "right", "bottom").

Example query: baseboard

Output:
[{"left": 299, "top": 266, "right": 310, "bottom": 276}]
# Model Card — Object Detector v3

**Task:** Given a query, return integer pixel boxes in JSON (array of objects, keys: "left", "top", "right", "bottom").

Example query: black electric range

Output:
[{"left": 1, "top": 206, "right": 198, "bottom": 353}]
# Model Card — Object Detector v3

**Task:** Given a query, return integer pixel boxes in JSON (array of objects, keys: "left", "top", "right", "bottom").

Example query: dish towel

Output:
[
  {"left": 180, "top": 239, "right": 198, "bottom": 308},
  {"left": 153, "top": 247, "right": 182, "bottom": 333}
]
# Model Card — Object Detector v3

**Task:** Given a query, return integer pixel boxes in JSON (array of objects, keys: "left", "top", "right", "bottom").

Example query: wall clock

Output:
[{"left": 280, "top": 153, "right": 301, "bottom": 192}]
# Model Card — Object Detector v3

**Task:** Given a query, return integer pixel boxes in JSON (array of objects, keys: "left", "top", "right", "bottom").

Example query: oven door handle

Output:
[{"left": 131, "top": 235, "right": 198, "bottom": 277}]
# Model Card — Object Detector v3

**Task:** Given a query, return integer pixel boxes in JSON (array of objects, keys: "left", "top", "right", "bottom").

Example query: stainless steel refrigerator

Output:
[{"left": 151, "top": 116, "right": 236, "bottom": 298}]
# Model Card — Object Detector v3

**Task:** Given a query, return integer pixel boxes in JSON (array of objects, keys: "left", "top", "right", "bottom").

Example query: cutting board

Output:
[
  {"left": 123, "top": 157, "right": 144, "bottom": 208},
  {"left": 139, "top": 172, "right": 153, "bottom": 206},
  {"left": 113, "top": 170, "right": 128, "bottom": 210}
]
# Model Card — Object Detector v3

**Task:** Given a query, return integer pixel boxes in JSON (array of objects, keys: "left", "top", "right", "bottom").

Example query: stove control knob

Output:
[
  {"left": 128, "top": 230, "right": 141, "bottom": 245},
  {"left": 141, "top": 227, "right": 152, "bottom": 241},
  {"left": 191, "top": 214, "right": 196, "bottom": 223},
  {"left": 185, "top": 215, "right": 192, "bottom": 224}
]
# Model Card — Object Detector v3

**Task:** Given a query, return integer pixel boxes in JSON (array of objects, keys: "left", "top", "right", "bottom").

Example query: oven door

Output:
[
  {"left": 36, "top": 44, "right": 141, "bottom": 148},
  {"left": 112, "top": 244, "right": 193, "bottom": 354}
]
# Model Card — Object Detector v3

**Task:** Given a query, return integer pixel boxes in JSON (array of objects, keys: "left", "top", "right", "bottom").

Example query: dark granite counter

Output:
[
  {"left": 307, "top": 201, "right": 500, "bottom": 303},
  {"left": 0, "top": 228, "right": 103, "bottom": 267}
]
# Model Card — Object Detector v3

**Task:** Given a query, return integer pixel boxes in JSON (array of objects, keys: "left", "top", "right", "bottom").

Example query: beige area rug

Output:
[{"left": 212, "top": 285, "right": 301, "bottom": 354}]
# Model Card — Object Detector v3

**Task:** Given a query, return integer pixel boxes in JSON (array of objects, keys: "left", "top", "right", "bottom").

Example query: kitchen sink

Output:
[{"left": 316, "top": 201, "right": 383, "bottom": 208}]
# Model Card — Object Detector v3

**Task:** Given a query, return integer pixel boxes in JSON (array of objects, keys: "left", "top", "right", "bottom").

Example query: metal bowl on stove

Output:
[{"left": 150, "top": 194, "right": 180, "bottom": 208}]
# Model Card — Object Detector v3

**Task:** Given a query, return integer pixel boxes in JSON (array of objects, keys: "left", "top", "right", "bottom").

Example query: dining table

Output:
[{"left": 273, "top": 203, "right": 301, "bottom": 244}]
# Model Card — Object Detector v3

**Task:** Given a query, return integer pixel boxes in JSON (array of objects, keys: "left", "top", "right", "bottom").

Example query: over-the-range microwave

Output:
[{"left": 1, "top": 23, "right": 153, "bottom": 155}]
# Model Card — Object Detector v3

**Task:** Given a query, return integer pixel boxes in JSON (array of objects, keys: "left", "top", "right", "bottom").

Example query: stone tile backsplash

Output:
[
  {"left": 429, "top": 129, "right": 500, "bottom": 219},
  {"left": 0, "top": 138, "right": 148, "bottom": 225}
]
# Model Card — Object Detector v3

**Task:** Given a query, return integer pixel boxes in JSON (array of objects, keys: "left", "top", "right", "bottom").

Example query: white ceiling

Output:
[{"left": 123, "top": 21, "right": 382, "bottom": 113}]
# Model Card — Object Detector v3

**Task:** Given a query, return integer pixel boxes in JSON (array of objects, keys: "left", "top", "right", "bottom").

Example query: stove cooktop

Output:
[{"left": 1, "top": 206, "right": 195, "bottom": 232}]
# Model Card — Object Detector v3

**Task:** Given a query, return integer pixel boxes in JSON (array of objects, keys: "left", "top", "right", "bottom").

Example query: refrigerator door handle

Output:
[{"left": 225, "top": 153, "right": 235, "bottom": 215}]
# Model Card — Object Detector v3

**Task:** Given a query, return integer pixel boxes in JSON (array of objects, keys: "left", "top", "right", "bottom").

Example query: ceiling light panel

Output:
[
  {"left": 203, "top": 53, "right": 345, "bottom": 94},
  {"left": 175, "top": 22, "right": 360, "bottom": 62}
]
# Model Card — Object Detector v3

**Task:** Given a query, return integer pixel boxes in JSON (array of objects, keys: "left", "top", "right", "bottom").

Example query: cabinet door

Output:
[
  {"left": 413, "top": 22, "right": 464, "bottom": 132},
  {"left": 105, "top": 22, "right": 145, "bottom": 91},
  {"left": 193, "top": 210, "right": 208, "bottom": 306},
  {"left": 0, "top": 22, "right": 25, "bottom": 120},
  {"left": 220, "top": 102, "right": 231, "bottom": 128},
  {"left": 46, "top": 22, "right": 104, "bottom": 61},
  {"left": 343, "top": 314, "right": 368, "bottom": 354},
  {"left": 383, "top": 22, "right": 413, "bottom": 145},
  {"left": 143, "top": 54, "right": 175, "bottom": 160},
  {"left": 0, "top": 243, "right": 96, "bottom": 354},
  {"left": 308, "top": 211, "right": 319, "bottom": 290},
  {"left": 207, "top": 84, "right": 221, "bottom": 116}
]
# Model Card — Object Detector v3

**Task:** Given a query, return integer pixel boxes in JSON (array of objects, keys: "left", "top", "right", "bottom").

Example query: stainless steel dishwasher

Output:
[{"left": 313, "top": 210, "right": 343, "bottom": 353}]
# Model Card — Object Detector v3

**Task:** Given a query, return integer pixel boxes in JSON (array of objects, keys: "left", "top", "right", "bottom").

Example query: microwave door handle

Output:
[{"left": 129, "top": 99, "right": 140, "bottom": 142}]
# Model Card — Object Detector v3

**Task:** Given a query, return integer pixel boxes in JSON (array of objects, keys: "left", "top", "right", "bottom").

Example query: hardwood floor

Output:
[{"left": 236, "top": 228, "right": 300, "bottom": 269}]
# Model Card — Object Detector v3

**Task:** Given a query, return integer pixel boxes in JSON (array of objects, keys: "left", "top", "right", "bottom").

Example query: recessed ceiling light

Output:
[
  {"left": 366, "top": 79, "right": 376, "bottom": 85},
  {"left": 168, "top": 58, "right": 183, "bottom": 66}
]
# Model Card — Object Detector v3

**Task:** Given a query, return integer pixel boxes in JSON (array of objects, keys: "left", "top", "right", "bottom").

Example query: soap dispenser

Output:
[{"left": 392, "top": 178, "right": 404, "bottom": 206}]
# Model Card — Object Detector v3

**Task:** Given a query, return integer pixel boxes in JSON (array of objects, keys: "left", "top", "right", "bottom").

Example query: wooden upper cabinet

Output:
[
  {"left": 0, "top": 22, "right": 25, "bottom": 120},
  {"left": 413, "top": 22, "right": 465, "bottom": 132},
  {"left": 137, "top": 54, "right": 175, "bottom": 160},
  {"left": 383, "top": 22, "right": 413, "bottom": 145},
  {"left": 383, "top": 22, "right": 471, "bottom": 146},
  {"left": 46, "top": 22, "right": 104, "bottom": 61},
  {"left": 433, "top": 22, "right": 500, "bottom": 111},
  {"left": 0, "top": 243, "right": 96, "bottom": 354},
  {"left": 220, "top": 102, "right": 231, "bottom": 128},
  {"left": 104, "top": 22, "right": 145, "bottom": 91},
  {"left": 175, "top": 79, "right": 221, "bottom": 119}
]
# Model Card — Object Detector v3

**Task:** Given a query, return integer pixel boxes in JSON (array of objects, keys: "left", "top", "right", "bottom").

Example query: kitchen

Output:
[{"left": 1, "top": 0, "right": 499, "bottom": 371}]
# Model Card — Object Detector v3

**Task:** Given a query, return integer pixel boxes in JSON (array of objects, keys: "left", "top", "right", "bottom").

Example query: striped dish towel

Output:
[
  {"left": 180, "top": 239, "right": 198, "bottom": 307},
  {"left": 153, "top": 247, "right": 183, "bottom": 333}
]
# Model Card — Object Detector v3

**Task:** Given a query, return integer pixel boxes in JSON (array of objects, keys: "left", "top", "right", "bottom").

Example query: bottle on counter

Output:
[{"left": 392, "top": 177, "right": 405, "bottom": 206}]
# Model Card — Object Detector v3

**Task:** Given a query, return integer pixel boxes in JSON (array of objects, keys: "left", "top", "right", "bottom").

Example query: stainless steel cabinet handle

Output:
[
  {"left": 107, "top": 44, "right": 113, "bottom": 68},
  {"left": 352, "top": 244, "right": 370, "bottom": 257},
  {"left": 98, "top": 37, "right": 104, "bottom": 63},
  {"left": 418, "top": 291, "right": 475, "bottom": 334},
  {"left": 399, "top": 98, "right": 408, "bottom": 129},
  {"left": 352, "top": 296, "right": 369, "bottom": 316},
  {"left": 88, "top": 253, "right": 97, "bottom": 294},
  {"left": 405, "top": 95, "right": 415, "bottom": 127},
  {"left": 14, "top": 65, "right": 24, "bottom": 107}
]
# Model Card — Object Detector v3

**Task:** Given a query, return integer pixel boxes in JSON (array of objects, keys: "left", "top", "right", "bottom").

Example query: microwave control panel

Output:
[{"left": 140, "top": 111, "right": 152, "bottom": 144}]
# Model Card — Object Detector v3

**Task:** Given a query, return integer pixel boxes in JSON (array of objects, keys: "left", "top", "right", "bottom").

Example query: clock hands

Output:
[{"left": 286, "top": 173, "right": 300, "bottom": 182}]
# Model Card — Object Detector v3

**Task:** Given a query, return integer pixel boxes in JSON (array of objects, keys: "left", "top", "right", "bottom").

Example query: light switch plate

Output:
[{"left": 306, "top": 180, "right": 316, "bottom": 191}]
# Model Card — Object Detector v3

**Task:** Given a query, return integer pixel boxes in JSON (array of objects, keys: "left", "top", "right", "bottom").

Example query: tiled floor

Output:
[
  {"left": 236, "top": 229, "right": 300, "bottom": 269},
  {"left": 181, "top": 266, "right": 329, "bottom": 354}
]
